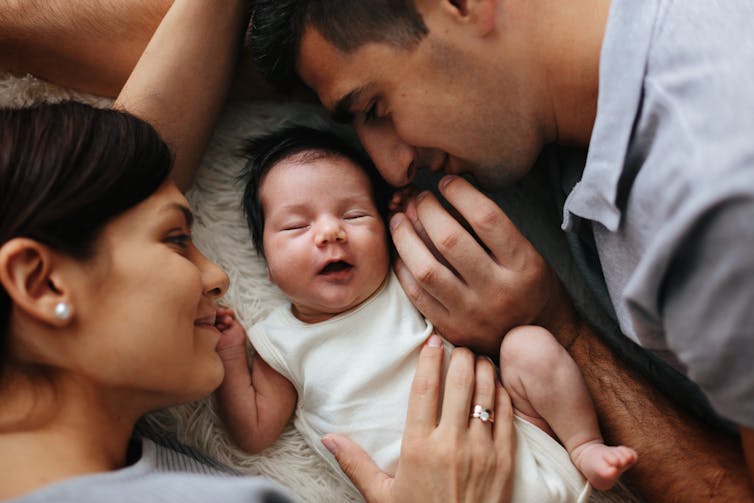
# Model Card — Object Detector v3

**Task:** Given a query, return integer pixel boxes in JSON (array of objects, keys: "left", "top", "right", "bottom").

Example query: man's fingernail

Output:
[
  {"left": 321, "top": 436, "right": 339, "bottom": 455},
  {"left": 427, "top": 335, "right": 443, "bottom": 347},
  {"left": 390, "top": 213, "right": 404, "bottom": 231},
  {"left": 439, "top": 175, "right": 457, "bottom": 190}
]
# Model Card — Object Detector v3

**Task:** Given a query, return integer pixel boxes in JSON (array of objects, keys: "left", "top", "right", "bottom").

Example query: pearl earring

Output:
[{"left": 54, "top": 302, "right": 72, "bottom": 321}]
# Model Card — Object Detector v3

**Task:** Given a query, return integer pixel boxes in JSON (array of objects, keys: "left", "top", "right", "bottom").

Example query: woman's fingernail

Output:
[
  {"left": 390, "top": 213, "right": 404, "bottom": 231},
  {"left": 416, "top": 190, "right": 429, "bottom": 202},
  {"left": 427, "top": 335, "right": 443, "bottom": 347},
  {"left": 439, "top": 175, "right": 457, "bottom": 190},
  {"left": 321, "top": 436, "right": 339, "bottom": 455}
]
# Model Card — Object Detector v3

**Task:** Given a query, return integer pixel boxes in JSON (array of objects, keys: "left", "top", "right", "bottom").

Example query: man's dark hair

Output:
[
  {"left": 250, "top": 0, "right": 428, "bottom": 91},
  {"left": 0, "top": 101, "right": 172, "bottom": 371},
  {"left": 241, "top": 124, "right": 391, "bottom": 259}
]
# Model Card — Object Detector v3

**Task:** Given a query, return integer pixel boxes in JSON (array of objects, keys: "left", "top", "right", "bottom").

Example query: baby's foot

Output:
[{"left": 571, "top": 442, "right": 638, "bottom": 491}]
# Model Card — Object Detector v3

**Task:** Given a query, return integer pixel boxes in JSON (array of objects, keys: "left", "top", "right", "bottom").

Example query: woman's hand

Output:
[{"left": 322, "top": 335, "right": 515, "bottom": 503}]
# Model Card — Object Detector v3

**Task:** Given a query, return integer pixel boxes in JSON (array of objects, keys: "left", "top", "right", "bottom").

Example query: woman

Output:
[{"left": 0, "top": 0, "right": 515, "bottom": 501}]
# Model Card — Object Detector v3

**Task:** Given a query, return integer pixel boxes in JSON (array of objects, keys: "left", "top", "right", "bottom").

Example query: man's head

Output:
[{"left": 250, "top": 0, "right": 562, "bottom": 190}]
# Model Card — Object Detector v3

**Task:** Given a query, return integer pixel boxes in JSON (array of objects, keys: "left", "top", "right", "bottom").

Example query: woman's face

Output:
[{"left": 64, "top": 182, "right": 229, "bottom": 408}]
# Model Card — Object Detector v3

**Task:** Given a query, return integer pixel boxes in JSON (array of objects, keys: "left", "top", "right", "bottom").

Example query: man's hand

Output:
[
  {"left": 322, "top": 336, "right": 515, "bottom": 502},
  {"left": 390, "top": 175, "right": 575, "bottom": 356}
]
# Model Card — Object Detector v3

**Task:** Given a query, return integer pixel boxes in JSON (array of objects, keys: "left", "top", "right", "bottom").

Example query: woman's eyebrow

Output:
[{"left": 160, "top": 202, "right": 194, "bottom": 227}]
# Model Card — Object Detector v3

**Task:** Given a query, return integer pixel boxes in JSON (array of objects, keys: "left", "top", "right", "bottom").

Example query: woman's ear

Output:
[{"left": 0, "top": 238, "right": 75, "bottom": 327}]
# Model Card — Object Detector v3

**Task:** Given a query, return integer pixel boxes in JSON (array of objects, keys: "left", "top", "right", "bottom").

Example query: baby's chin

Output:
[{"left": 292, "top": 294, "right": 372, "bottom": 323}]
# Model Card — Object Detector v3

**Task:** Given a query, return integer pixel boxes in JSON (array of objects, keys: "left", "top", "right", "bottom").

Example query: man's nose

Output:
[
  {"left": 356, "top": 121, "right": 417, "bottom": 187},
  {"left": 314, "top": 217, "right": 347, "bottom": 246}
]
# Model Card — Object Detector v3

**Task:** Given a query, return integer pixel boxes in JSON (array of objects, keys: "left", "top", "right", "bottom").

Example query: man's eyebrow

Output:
[
  {"left": 161, "top": 202, "right": 194, "bottom": 227},
  {"left": 331, "top": 86, "right": 367, "bottom": 124}
]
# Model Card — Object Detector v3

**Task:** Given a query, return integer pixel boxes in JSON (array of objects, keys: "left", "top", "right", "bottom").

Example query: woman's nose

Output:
[{"left": 198, "top": 252, "right": 230, "bottom": 299}]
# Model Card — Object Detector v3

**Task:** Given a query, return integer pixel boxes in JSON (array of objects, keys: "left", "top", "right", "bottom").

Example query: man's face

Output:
[{"left": 296, "top": 13, "right": 547, "bottom": 189}]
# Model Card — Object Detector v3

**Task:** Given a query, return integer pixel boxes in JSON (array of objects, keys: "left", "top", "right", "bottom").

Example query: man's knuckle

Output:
[
  {"left": 416, "top": 265, "right": 437, "bottom": 285},
  {"left": 438, "top": 229, "right": 461, "bottom": 251}
]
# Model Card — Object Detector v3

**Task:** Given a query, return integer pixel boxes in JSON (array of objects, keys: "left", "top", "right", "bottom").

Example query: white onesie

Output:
[{"left": 248, "top": 272, "right": 591, "bottom": 502}]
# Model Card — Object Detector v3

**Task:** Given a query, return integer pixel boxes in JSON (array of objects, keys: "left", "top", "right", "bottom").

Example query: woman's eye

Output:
[
  {"left": 166, "top": 233, "right": 192, "bottom": 251},
  {"left": 344, "top": 213, "right": 366, "bottom": 220}
]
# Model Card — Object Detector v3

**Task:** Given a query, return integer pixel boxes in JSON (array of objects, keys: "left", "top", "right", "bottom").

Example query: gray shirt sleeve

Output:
[{"left": 661, "top": 195, "right": 754, "bottom": 427}]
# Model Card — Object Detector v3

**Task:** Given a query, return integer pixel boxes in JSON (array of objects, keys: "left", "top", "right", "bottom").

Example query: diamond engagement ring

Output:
[{"left": 471, "top": 404, "right": 494, "bottom": 423}]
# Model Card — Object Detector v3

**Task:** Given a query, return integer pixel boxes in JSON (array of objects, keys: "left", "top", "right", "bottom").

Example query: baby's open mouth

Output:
[{"left": 319, "top": 260, "right": 352, "bottom": 274}]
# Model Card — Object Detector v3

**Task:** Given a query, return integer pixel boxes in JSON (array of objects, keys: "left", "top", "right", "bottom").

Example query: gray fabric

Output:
[
  {"left": 9, "top": 438, "right": 295, "bottom": 503},
  {"left": 563, "top": 0, "right": 754, "bottom": 427}
]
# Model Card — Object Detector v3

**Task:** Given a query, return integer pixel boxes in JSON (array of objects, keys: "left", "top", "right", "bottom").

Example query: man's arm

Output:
[
  {"left": 569, "top": 319, "right": 753, "bottom": 500},
  {"left": 390, "top": 175, "right": 754, "bottom": 501},
  {"left": 0, "top": 0, "right": 169, "bottom": 97}
]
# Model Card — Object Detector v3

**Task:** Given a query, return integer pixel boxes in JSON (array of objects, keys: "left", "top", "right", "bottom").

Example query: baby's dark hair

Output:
[{"left": 240, "top": 125, "right": 391, "bottom": 259}]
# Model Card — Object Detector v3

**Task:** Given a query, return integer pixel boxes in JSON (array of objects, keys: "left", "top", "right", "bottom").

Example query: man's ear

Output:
[
  {"left": 439, "top": 0, "right": 497, "bottom": 36},
  {"left": 0, "top": 238, "right": 75, "bottom": 327}
]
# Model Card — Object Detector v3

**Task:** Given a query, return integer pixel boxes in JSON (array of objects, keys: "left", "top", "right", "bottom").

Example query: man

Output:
[{"left": 247, "top": 0, "right": 754, "bottom": 499}]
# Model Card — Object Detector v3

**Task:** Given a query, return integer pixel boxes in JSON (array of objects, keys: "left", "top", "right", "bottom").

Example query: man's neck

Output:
[{"left": 537, "top": 0, "right": 611, "bottom": 146}]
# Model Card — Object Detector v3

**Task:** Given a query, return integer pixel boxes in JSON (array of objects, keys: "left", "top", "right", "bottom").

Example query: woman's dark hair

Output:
[
  {"left": 0, "top": 101, "right": 172, "bottom": 366},
  {"left": 241, "top": 124, "right": 391, "bottom": 259},
  {"left": 250, "top": 0, "right": 428, "bottom": 92}
]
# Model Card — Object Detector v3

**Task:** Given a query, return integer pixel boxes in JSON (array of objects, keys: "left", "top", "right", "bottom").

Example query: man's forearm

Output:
[
  {"left": 568, "top": 321, "right": 753, "bottom": 501},
  {"left": 0, "top": 0, "right": 171, "bottom": 97}
]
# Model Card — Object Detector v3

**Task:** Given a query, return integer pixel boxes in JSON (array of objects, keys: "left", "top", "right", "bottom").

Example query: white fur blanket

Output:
[{"left": 0, "top": 74, "right": 642, "bottom": 503}]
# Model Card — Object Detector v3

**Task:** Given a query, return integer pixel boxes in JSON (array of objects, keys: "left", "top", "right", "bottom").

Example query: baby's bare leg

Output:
[{"left": 500, "top": 326, "right": 637, "bottom": 491}]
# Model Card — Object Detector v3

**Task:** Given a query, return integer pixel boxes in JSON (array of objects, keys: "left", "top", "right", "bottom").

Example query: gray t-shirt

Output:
[
  {"left": 563, "top": 0, "right": 754, "bottom": 427},
  {"left": 8, "top": 437, "right": 295, "bottom": 503}
]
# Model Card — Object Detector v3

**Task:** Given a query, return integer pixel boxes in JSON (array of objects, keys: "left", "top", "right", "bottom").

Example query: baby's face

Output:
[{"left": 261, "top": 155, "right": 389, "bottom": 322}]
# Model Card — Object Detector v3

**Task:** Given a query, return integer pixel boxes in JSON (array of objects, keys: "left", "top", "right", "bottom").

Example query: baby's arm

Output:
[{"left": 214, "top": 307, "right": 297, "bottom": 454}]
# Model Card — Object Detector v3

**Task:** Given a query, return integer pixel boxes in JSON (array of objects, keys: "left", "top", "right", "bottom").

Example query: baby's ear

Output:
[{"left": 0, "top": 238, "right": 76, "bottom": 327}]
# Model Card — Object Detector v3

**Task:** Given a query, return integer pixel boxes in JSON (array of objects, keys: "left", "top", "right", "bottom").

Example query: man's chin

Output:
[{"left": 469, "top": 168, "right": 523, "bottom": 191}]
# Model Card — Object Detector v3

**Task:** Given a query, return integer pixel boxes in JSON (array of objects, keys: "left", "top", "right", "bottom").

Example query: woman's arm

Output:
[{"left": 112, "top": 0, "right": 247, "bottom": 190}]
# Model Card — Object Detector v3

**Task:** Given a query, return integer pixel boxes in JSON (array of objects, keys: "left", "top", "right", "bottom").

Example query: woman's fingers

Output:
[
  {"left": 469, "top": 356, "right": 497, "bottom": 437},
  {"left": 403, "top": 335, "right": 446, "bottom": 440}
]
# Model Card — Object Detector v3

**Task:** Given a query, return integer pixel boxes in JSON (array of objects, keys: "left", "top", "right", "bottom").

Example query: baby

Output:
[{"left": 215, "top": 125, "right": 636, "bottom": 500}]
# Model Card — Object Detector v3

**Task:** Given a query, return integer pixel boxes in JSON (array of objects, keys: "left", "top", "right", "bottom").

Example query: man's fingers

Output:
[
  {"left": 413, "top": 190, "right": 499, "bottom": 287},
  {"left": 323, "top": 434, "right": 392, "bottom": 503},
  {"left": 404, "top": 335, "right": 446, "bottom": 438},
  {"left": 438, "top": 175, "right": 528, "bottom": 267},
  {"left": 390, "top": 212, "right": 462, "bottom": 304},
  {"left": 393, "top": 257, "right": 450, "bottom": 324}
]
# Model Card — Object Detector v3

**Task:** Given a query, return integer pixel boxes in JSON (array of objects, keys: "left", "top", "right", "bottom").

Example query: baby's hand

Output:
[
  {"left": 215, "top": 306, "right": 247, "bottom": 360},
  {"left": 390, "top": 185, "right": 420, "bottom": 214}
]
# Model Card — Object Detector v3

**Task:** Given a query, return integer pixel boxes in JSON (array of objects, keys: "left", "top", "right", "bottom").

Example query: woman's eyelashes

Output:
[{"left": 165, "top": 232, "right": 192, "bottom": 253}]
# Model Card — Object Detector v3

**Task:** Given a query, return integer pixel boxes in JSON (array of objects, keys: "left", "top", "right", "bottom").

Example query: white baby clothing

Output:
[{"left": 249, "top": 272, "right": 590, "bottom": 502}]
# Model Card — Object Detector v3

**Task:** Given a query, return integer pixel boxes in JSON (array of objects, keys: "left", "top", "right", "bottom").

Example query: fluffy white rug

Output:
[{"left": 0, "top": 73, "right": 642, "bottom": 503}]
